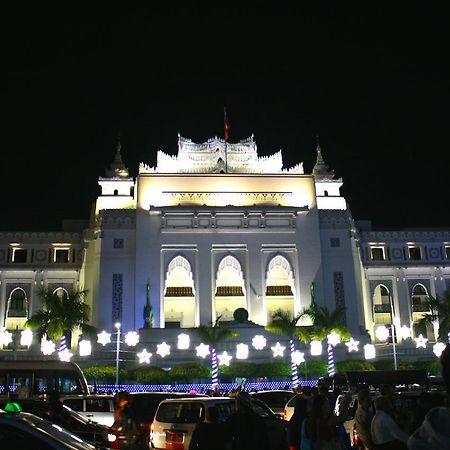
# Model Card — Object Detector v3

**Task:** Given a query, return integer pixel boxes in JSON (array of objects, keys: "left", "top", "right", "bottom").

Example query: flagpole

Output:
[{"left": 224, "top": 107, "right": 228, "bottom": 173}]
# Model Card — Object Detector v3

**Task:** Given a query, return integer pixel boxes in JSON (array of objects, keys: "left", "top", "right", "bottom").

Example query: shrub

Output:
[
  {"left": 257, "top": 362, "right": 291, "bottom": 378},
  {"left": 133, "top": 366, "right": 170, "bottom": 384},
  {"left": 83, "top": 365, "right": 127, "bottom": 383},
  {"left": 169, "top": 363, "right": 211, "bottom": 382},
  {"left": 298, "top": 360, "right": 327, "bottom": 378},
  {"left": 336, "top": 359, "right": 375, "bottom": 373}
]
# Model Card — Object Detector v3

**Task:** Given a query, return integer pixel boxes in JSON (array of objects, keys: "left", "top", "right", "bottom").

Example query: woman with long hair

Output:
[{"left": 287, "top": 396, "right": 309, "bottom": 450}]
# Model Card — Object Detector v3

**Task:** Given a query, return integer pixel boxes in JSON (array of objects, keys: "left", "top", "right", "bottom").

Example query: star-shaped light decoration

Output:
[
  {"left": 156, "top": 341, "right": 171, "bottom": 358},
  {"left": 398, "top": 325, "right": 411, "bottom": 340},
  {"left": 218, "top": 351, "right": 233, "bottom": 366},
  {"left": 195, "top": 343, "right": 210, "bottom": 358},
  {"left": 364, "top": 344, "right": 376, "bottom": 360},
  {"left": 310, "top": 340, "right": 322, "bottom": 356},
  {"left": 177, "top": 333, "right": 190, "bottom": 350},
  {"left": 433, "top": 342, "right": 446, "bottom": 358},
  {"left": 236, "top": 343, "right": 249, "bottom": 360},
  {"left": 252, "top": 335, "right": 267, "bottom": 350},
  {"left": 41, "top": 337, "right": 56, "bottom": 355},
  {"left": 137, "top": 348, "right": 152, "bottom": 364},
  {"left": 291, "top": 350, "right": 305, "bottom": 365},
  {"left": 0, "top": 330, "right": 13, "bottom": 347},
  {"left": 345, "top": 337, "right": 360, "bottom": 352},
  {"left": 124, "top": 331, "right": 140, "bottom": 347},
  {"left": 271, "top": 342, "right": 286, "bottom": 357},
  {"left": 414, "top": 333, "right": 428, "bottom": 349},
  {"left": 58, "top": 348, "right": 73, "bottom": 362},
  {"left": 78, "top": 340, "right": 92, "bottom": 357},
  {"left": 375, "top": 325, "right": 390, "bottom": 342},
  {"left": 327, "top": 331, "right": 341, "bottom": 347},
  {"left": 20, "top": 329, "right": 33, "bottom": 347},
  {"left": 97, "top": 330, "right": 111, "bottom": 346}
]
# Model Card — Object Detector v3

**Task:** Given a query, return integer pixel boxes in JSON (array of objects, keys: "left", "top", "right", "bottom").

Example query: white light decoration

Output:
[
  {"left": 124, "top": 331, "right": 140, "bottom": 347},
  {"left": 20, "top": 329, "right": 33, "bottom": 347},
  {"left": 137, "top": 348, "right": 152, "bottom": 364},
  {"left": 252, "top": 335, "right": 267, "bottom": 350},
  {"left": 0, "top": 330, "right": 13, "bottom": 347},
  {"left": 156, "top": 341, "right": 171, "bottom": 357},
  {"left": 78, "top": 340, "right": 92, "bottom": 357},
  {"left": 195, "top": 343, "right": 210, "bottom": 359},
  {"left": 310, "top": 340, "right": 323, "bottom": 356},
  {"left": 345, "top": 337, "right": 359, "bottom": 352},
  {"left": 364, "top": 344, "right": 376, "bottom": 360},
  {"left": 291, "top": 350, "right": 305, "bottom": 365},
  {"left": 41, "top": 337, "right": 56, "bottom": 355},
  {"left": 433, "top": 342, "right": 446, "bottom": 358},
  {"left": 414, "top": 333, "right": 428, "bottom": 349},
  {"left": 327, "top": 331, "right": 341, "bottom": 347},
  {"left": 236, "top": 343, "right": 249, "bottom": 360},
  {"left": 177, "top": 333, "right": 190, "bottom": 350},
  {"left": 97, "top": 330, "right": 111, "bottom": 346},
  {"left": 398, "top": 325, "right": 411, "bottom": 340},
  {"left": 58, "top": 348, "right": 73, "bottom": 362},
  {"left": 218, "top": 351, "right": 233, "bottom": 366},
  {"left": 271, "top": 342, "right": 286, "bottom": 357},
  {"left": 375, "top": 325, "right": 390, "bottom": 342}
]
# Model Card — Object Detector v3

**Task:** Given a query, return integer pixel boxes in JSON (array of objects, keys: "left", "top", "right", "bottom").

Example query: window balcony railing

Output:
[
  {"left": 374, "top": 304, "right": 392, "bottom": 313},
  {"left": 412, "top": 304, "right": 430, "bottom": 313}
]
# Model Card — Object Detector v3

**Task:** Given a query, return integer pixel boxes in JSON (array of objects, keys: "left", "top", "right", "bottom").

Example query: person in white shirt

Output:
[
  {"left": 371, "top": 395, "right": 408, "bottom": 450},
  {"left": 16, "top": 377, "right": 30, "bottom": 399}
]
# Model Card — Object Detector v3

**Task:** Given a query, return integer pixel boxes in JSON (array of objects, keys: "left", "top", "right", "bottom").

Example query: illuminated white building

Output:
[{"left": 1, "top": 134, "right": 450, "bottom": 358}]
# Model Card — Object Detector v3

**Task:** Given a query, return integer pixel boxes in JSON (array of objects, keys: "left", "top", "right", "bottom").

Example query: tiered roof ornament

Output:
[
  {"left": 312, "top": 137, "right": 335, "bottom": 179},
  {"left": 139, "top": 134, "right": 303, "bottom": 174},
  {"left": 105, "top": 135, "right": 130, "bottom": 178}
]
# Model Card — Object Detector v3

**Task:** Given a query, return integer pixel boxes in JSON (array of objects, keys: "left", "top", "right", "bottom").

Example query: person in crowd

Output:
[
  {"left": 371, "top": 395, "right": 408, "bottom": 450},
  {"left": 112, "top": 391, "right": 137, "bottom": 449},
  {"left": 407, "top": 344, "right": 450, "bottom": 449},
  {"left": 287, "top": 396, "right": 309, "bottom": 450},
  {"left": 16, "top": 377, "right": 30, "bottom": 399},
  {"left": 189, "top": 406, "right": 225, "bottom": 450},
  {"left": 223, "top": 391, "right": 270, "bottom": 450},
  {"left": 410, "top": 392, "right": 433, "bottom": 433},
  {"left": 307, "top": 393, "right": 351, "bottom": 450},
  {"left": 354, "top": 388, "right": 374, "bottom": 449}
]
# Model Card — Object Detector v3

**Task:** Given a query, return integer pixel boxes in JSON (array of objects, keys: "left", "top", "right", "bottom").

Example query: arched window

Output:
[
  {"left": 53, "top": 288, "right": 69, "bottom": 301},
  {"left": 411, "top": 284, "right": 434, "bottom": 340},
  {"left": 373, "top": 284, "right": 394, "bottom": 342},
  {"left": 7, "top": 288, "right": 27, "bottom": 318},
  {"left": 324, "top": 190, "right": 329, "bottom": 197},
  {"left": 113, "top": 189, "right": 118, "bottom": 196}
]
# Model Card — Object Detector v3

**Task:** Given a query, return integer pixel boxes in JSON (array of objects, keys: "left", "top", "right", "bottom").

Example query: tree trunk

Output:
[
  {"left": 290, "top": 339, "right": 299, "bottom": 388},
  {"left": 327, "top": 343, "right": 335, "bottom": 377},
  {"left": 211, "top": 347, "right": 219, "bottom": 388}
]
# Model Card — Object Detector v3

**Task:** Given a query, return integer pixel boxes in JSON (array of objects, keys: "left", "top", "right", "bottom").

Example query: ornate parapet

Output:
[{"left": 98, "top": 209, "right": 137, "bottom": 229}]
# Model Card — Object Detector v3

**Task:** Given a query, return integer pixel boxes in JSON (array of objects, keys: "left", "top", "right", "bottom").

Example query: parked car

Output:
[
  {"left": 150, "top": 396, "right": 288, "bottom": 450},
  {"left": 62, "top": 395, "right": 115, "bottom": 427},
  {"left": 0, "top": 409, "right": 97, "bottom": 449},
  {"left": 0, "top": 399, "right": 112, "bottom": 448},
  {"left": 250, "top": 390, "right": 296, "bottom": 415}
]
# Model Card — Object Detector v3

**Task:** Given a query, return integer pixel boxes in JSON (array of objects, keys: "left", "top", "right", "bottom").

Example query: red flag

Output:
[{"left": 224, "top": 108, "right": 230, "bottom": 142}]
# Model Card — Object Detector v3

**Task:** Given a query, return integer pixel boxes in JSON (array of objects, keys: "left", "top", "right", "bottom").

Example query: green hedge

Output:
[
  {"left": 219, "top": 361, "right": 291, "bottom": 381},
  {"left": 82, "top": 365, "right": 128, "bottom": 383},
  {"left": 298, "top": 360, "right": 327, "bottom": 378},
  {"left": 169, "top": 363, "right": 211, "bottom": 382},
  {"left": 132, "top": 366, "right": 171, "bottom": 384},
  {"left": 336, "top": 359, "right": 375, "bottom": 372}
]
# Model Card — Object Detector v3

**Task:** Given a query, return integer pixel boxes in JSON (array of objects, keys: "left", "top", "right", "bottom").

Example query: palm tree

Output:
[
  {"left": 419, "top": 290, "right": 450, "bottom": 342},
  {"left": 265, "top": 309, "right": 312, "bottom": 388},
  {"left": 310, "top": 305, "right": 350, "bottom": 377},
  {"left": 25, "top": 288, "right": 97, "bottom": 348},
  {"left": 191, "top": 317, "right": 238, "bottom": 387}
]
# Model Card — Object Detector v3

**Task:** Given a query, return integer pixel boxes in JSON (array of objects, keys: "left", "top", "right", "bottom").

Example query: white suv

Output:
[{"left": 62, "top": 394, "right": 115, "bottom": 426}]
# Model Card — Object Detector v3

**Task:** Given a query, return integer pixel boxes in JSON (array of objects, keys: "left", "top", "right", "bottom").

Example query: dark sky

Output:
[{"left": 3, "top": 4, "right": 449, "bottom": 231}]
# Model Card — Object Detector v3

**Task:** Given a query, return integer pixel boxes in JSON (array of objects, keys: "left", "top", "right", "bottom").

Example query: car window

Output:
[
  {"left": 251, "top": 399, "right": 273, "bottom": 418},
  {"left": 130, "top": 394, "right": 168, "bottom": 421},
  {"left": 0, "top": 423, "right": 50, "bottom": 448},
  {"left": 86, "top": 398, "right": 110, "bottom": 412},
  {"left": 64, "top": 399, "right": 84, "bottom": 410},
  {"left": 286, "top": 395, "right": 299, "bottom": 407},
  {"left": 253, "top": 392, "right": 294, "bottom": 408},
  {"left": 156, "top": 402, "right": 204, "bottom": 424}
]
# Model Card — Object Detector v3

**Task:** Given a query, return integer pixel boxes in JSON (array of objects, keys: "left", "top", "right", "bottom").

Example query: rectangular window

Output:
[
  {"left": 330, "top": 237, "right": 340, "bottom": 248},
  {"left": 371, "top": 247, "right": 385, "bottom": 261},
  {"left": 54, "top": 248, "right": 70, "bottom": 263},
  {"left": 12, "top": 248, "right": 27, "bottom": 263},
  {"left": 113, "top": 238, "right": 124, "bottom": 249},
  {"left": 446, "top": 247, "right": 450, "bottom": 259},
  {"left": 408, "top": 246, "right": 422, "bottom": 260}
]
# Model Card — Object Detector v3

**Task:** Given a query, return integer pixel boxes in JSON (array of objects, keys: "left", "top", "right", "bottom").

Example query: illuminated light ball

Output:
[
  {"left": 271, "top": 342, "right": 286, "bottom": 357},
  {"left": 97, "top": 330, "right": 111, "bottom": 346},
  {"left": 124, "top": 331, "right": 140, "bottom": 347},
  {"left": 375, "top": 325, "right": 390, "bottom": 342},
  {"left": 236, "top": 343, "right": 249, "bottom": 360},
  {"left": 398, "top": 325, "right": 411, "bottom": 340},
  {"left": 252, "top": 335, "right": 267, "bottom": 350},
  {"left": 327, "top": 331, "right": 341, "bottom": 347},
  {"left": 41, "top": 337, "right": 56, "bottom": 355},
  {"left": 433, "top": 342, "right": 446, "bottom": 358},
  {"left": 58, "top": 349, "right": 73, "bottom": 362},
  {"left": 156, "top": 341, "right": 171, "bottom": 357},
  {"left": 79, "top": 340, "right": 92, "bottom": 357},
  {"left": 310, "top": 340, "right": 322, "bottom": 356},
  {"left": 414, "top": 333, "right": 428, "bottom": 349},
  {"left": 345, "top": 337, "right": 359, "bottom": 352},
  {"left": 195, "top": 343, "right": 210, "bottom": 359},
  {"left": 218, "top": 351, "right": 233, "bottom": 366},
  {"left": 291, "top": 350, "right": 305, "bottom": 365},
  {"left": 364, "top": 344, "right": 376, "bottom": 360},
  {"left": 177, "top": 333, "right": 190, "bottom": 350},
  {"left": 0, "top": 330, "right": 13, "bottom": 347},
  {"left": 137, "top": 348, "right": 152, "bottom": 364},
  {"left": 20, "top": 329, "right": 33, "bottom": 347}
]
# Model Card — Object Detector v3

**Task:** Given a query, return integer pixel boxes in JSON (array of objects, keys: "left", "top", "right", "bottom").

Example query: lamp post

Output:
[
  {"left": 389, "top": 296, "right": 398, "bottom": 371},
  {"left": 115, "top": 322, "right": 121, "bottom": 391}
]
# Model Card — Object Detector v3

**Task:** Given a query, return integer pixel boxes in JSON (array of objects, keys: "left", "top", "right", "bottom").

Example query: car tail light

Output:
[
  {"left": 166, "top": 431, "right": 184, "bottom": 450},
  {"left": 108, "top": 429, "right": 119, "bottom": 449}
]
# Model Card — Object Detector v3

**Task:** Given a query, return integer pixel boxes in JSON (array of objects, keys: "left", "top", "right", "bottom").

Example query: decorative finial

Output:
[{"left": 312, "top": 136, "right": 335, "bottom": 179}]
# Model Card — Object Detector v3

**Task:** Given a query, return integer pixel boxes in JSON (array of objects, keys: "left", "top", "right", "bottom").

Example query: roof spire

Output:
[
  {"left": 105, "top": 133, "right": 129, "bottom": 178},
  {"left": 312, "top": 135, "right": 335, "bottom": 179}
]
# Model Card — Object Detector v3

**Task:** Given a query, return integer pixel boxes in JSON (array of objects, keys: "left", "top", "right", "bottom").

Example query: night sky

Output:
[{"left": 3, "top": 4, "right": 449, "bottom": 231}]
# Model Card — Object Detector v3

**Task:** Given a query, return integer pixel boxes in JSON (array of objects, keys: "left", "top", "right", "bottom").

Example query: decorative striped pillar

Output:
[
  {"left": 327, "top": 343, "right": 335, "bottom": 377},
  {"left": 290, "top": 339, "right": 299, "bottom": 388},
  {"left": 211, "top": 347, "right": 218, "bottom": 388}
]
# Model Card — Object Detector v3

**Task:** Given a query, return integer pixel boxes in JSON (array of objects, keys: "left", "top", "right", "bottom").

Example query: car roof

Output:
[
  {"left": 159, "top": 397, "right": 232, "bottom": 403},
  {"left": 250, "top": 390, "right": 294, "bottom": 394}
]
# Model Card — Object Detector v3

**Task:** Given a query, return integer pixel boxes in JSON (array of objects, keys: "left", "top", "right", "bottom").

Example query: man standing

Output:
[
  {"left": 16, "top": 377, "right": 29, "bottom": 399},
  {"left": 354, "top": 388, "right": 374, "bottom": 449}
]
